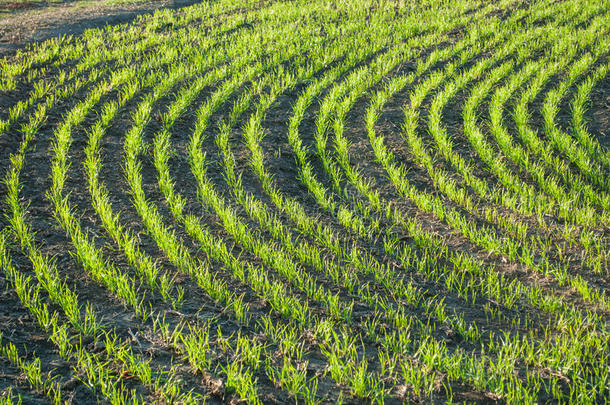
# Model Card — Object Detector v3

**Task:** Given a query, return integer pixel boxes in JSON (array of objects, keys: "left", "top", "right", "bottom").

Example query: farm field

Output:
[{"left": 0, "top": 0, "right": 609, "bottom": 403}]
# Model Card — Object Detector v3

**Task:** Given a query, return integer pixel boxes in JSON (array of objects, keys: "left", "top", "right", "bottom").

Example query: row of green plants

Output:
[{"left": 0, "top": 0, "right": 608, "bottom": 403}]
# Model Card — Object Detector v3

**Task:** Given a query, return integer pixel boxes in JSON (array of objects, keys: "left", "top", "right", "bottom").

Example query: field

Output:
[{"left": 0, "top": 0, "right": 609, "bottom": 403}]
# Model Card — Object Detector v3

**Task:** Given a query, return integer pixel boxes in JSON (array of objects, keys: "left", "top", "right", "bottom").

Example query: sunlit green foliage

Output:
[{"left": 1, "top": 0, "right": 609, "bottom": 402}]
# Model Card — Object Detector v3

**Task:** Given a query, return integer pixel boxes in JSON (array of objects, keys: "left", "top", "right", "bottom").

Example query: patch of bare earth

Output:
[{"left": 0, "top": 0, "right": 201, "bottom": 57}]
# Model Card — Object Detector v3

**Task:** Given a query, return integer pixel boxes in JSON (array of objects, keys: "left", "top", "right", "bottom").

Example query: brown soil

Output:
[
  {"left": 588, "top": 77, "right": 610, "bottom": 151},
  {"left": 0, "top": 0, "right": 200, "bottom": 57}
]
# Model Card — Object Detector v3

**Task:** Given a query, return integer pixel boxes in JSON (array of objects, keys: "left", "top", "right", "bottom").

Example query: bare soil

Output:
[
  {"left": 588, "top": 77, "right": 610, "bottom": 150},
  {"left": 0, "top": 0, "right": 201, "bottom": 57}
]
